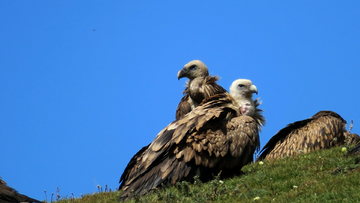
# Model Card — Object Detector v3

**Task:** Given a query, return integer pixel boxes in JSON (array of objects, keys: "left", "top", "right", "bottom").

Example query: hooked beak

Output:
[
  {"left": 177, "top": 68, "right": 187, "bottom": 80},
  {"left": 250, "top": 84, "right": 258, "bottom": 95}
]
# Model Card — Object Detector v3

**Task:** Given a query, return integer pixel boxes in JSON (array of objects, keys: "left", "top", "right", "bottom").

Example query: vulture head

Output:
[
  {"left": 177, "top": 60, "right": 209, "bottom": 80},
  {"left": 230, "top": 79, "right": 258, "bottom": 97},
  {"left": 230, "top": 79, "right": 258, "bottom": 116}
]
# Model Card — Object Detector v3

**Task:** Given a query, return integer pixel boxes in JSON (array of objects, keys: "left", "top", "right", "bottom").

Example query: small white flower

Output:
[
  {"left": 259, "top": 161, "right": 264, "bottom": 165},
  {"left": 219, "top": 180, "right": 224, "bottom": 184},
  {"left": 254, "top": 196, "right": 260, "bottom": 201},
  {"left": 293, "top": 185, "right": 298, "bottom": 189},
  {"left": 342, "top": 147, "right": 347, "bottom": 152}
]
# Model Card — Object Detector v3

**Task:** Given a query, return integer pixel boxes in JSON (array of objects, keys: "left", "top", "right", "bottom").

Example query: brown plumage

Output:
[
  {"left": 176, "top": 60, "right": 226, "bottom": 119},
  {"left": 257, "top": 111, "right": 352, "bottom": 161},
  {"left": 118, "top": 144, "right": 149, "bottom": 189},
  {"left": 120, "top": 61, "right": 229, "bottom": 187},
  {"left": 0, "top": 178, "right": 41, "bottom": 203},
  {"left": 119, "top": 79, "right": 264, "bottom": 200}
]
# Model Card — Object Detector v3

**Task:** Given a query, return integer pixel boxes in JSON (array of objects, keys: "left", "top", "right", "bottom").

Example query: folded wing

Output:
[{"left": 119, "top": 93, "right": 260, "bottom": 200}]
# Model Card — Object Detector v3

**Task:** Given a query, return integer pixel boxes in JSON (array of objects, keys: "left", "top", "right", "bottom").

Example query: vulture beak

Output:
[
  {"left": 250, "top": 84, "right": 258, "bottom": 95},
  {"left": 177, "top": 68, "right": 187, "bottom": 80}
]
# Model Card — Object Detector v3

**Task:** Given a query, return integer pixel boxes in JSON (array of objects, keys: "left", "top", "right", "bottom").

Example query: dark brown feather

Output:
[
  {"left": 119, "top": 144, "right": 149, "bottom": 187},
  {"left": 175, "top": 94, "right": 192, "bottom": 120},
  {"left": 252, "top": 98, "right": 266, "bottom": 129},
  {"left": 257, "top": 111, "right": 348, "bottom": 161},
  {"left": 119, "top": 93, "right": 260, "bottom": 200},
  {"left": 0, "top": 178, "right": 41, "bottom": 203}
]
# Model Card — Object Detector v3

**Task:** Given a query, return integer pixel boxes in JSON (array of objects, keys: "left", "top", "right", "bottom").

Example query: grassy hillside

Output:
[{"left": 56, "top": 145, "right": 360, "bottom": 203}]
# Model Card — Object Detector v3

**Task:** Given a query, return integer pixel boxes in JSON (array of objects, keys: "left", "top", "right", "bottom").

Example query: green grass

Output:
[{"left": 56, "top": 145, "right": 360, "bottom": 203}]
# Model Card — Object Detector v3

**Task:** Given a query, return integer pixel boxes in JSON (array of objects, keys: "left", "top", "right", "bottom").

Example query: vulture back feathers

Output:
[
  {"left": 0, "top": 178, "right": 41, "bottom": 203},
  {"left": 176, "top": 60, "right": 227, "bottom": 119},
  {"left": 119, "top": 79, "right": 264, "bottom": 201},
  {"left": 257, "top": 111, "right": 351, "bottom": 161}
]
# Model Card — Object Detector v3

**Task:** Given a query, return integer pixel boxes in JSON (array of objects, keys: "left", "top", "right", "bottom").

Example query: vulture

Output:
[
  {"left": 175, "top": 60, "right": 227, "bottom": 119},
  {"left": 257, "top": 111, "right": 356, "bottom": 161},
  {"left": 119, "top": 60, "right": 228, "bottom": 191},
  {"left": 0, "top": 178, "right": 41, "bottom": 203},
  {"left": 118, "top": 79, "right": 264, "bottom": 201}
]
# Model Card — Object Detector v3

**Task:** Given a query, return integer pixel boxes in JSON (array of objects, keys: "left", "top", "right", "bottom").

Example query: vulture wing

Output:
[
  {"left": 258, "top": 111, "right": 347, "bottom": 161},
  {"left": 119, "top": 144, "right": 149, "bottom": 188},
  {"left": 119, "top": 93, "right": 259, "bottom": 200}
]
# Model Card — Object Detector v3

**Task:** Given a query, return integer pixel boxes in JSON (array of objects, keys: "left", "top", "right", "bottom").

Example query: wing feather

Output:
[
  {"left": 119, "top": 93, "right": 261, "bottom": 200},
  {"left": 176, "top": 94, "right": 192, "bottom": 120},
  {"left": 257, "top": 111, "right": 347, "bottom": 161},
  {"left": 226, "top": 115, "right": 259, "bottom": 160}
]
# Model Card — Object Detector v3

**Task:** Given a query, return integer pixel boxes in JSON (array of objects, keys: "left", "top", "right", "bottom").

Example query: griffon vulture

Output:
[
  {"left": 0, "top": 178, "right": 41, "bottom": 203},
  {"left": 176, "top": 60, "right": 226, "bottom": 119},
  {"left": 119, "top": 61, "right": 228, "bottom": 189},
  {"left": 119, "top": 79, "right": 264, "bottom": 201},
  {"left": 257, "top": 111, "right": 355, "bottom": 161}
]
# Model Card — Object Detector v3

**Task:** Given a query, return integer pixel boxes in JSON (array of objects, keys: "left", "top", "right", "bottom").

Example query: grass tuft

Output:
[{"left": 55, "top": 145, "right": 360, "bottom": 203}]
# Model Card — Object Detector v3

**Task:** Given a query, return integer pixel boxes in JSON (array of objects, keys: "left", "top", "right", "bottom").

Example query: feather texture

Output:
[
  {"left": 257, "top": 111, "right": 350, "bottom": 161},
  {"left": 119, "top": 93, "right": 262, "bottom": 200},
  {"left": 119, "top": 75, "right": 265, "bottom": 201}
]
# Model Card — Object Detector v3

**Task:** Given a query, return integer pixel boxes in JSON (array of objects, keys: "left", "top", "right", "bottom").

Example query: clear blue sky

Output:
[{"left": 1, "top": 1, "right": 359, "bottom": 201}]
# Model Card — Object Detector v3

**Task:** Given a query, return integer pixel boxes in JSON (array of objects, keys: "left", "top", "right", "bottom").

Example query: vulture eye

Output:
[
  {"left": 189, "top": 65, "right": 197, "bottom": 71},
  {"left": 237, "top": 84, "right": 245, "bottom": 89}
]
